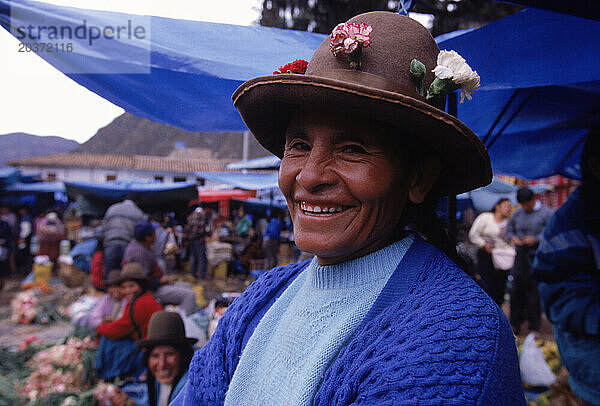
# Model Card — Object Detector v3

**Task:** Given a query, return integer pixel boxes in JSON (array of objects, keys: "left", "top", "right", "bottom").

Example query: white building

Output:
[{"left": 9, "top": 148, "right": 233, "bottom": 185}]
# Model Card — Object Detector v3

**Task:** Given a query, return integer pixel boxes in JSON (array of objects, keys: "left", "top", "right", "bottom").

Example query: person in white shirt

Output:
[{"left": 468, "top": 198, "right": 513, "bottom": 305}]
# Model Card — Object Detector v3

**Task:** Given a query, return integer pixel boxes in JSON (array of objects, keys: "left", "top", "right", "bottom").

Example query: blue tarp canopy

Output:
[
  {"left": 497, "top": 0, "right": 600, "bottom": 21},
  {"left": 0, "top": 168, "right": 20, "bottom": 185},
  {"left": 225, "top": 156, "right": 281, "bottom": 170},
  {"left": 0, "top": 0, "right": 326, "bottom": 133},
  {"left": 458, "top": 176, "right": 550, "bottom": 212},
  {"left": 64, "top": 179, "right": 198, "bottom": 206},
  {"left": 197, "top": 172, "right": 279, "bottom": 190},
  {"left": 437, "top": 8, "right": 600, "bottom": 180},
  {"left": 4, "top": 181, "right": 65, "bottom": 193},
  {"left": 3, "top": 2, "right": 597, "bottom": 181}
]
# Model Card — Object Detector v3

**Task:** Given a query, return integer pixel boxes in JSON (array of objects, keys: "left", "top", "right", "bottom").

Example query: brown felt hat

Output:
[
  {"left": 232, "top": 11, "right": 491, "bottom": 196},
  {"left": 136, "top": 311, "right": 198, "bottom": 348},
  {"left": 119, "top": 262, "right": 149, "bottom": 284},
  {"left": 106, "top": 270, "right": 122, "bottom": 286}
]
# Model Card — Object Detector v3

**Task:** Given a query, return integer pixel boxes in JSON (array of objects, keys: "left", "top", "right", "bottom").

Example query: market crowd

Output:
[{"left": 1, "top": 190, "right": 296, "bottom": 405}]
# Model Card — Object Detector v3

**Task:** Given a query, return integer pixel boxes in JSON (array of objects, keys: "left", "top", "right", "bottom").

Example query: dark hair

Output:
[
  {"left": 144, "top": 344, "right": 194, "bottom": 405},
  {"left": 379, "top": 124, "right": 462, "bottom": 265},
  {"left": 124, "top": 193, "right": 138, "bottom": 203},
  {"left": 516, "top": 187, "right": 534, "bottom": 204},
  {"left": 134, "top": 221, "right": 155, "bottom": 242},
  {"left": 491, "top": 198, "right": 510, "bottom": 213},
  {"left": 581, "top": 126, "right": 600, "bottom": 186},
  {"left": 121, "top": 277, "right": 150, "bottom": 293}
]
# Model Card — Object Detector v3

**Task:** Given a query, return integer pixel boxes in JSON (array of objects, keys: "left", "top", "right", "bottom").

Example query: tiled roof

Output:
[{"left": 9, "top": 153, "right": 233, "bottom": 173}]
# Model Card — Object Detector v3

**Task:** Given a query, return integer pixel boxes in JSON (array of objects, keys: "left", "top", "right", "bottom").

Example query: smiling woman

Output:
[
  {"left": 107, "top": 311, "right": 197, "bottom": 406},
  {"left": 280, "top": 108, "right": 427, "bottom": 265},
  {"left": 174, "top": 11, "right": 525, "bottom": 406}
]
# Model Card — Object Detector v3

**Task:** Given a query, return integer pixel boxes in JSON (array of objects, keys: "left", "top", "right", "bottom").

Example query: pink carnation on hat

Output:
[{"left": 329, "top": 22, "right": 373, "bottom": 55}]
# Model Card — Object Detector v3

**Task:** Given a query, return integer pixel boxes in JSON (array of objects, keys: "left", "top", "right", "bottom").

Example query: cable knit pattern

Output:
[
  {"left": 174, "top": 236, "right": 525, "bottom": 406},
  {"left": 224, "top": 238, "right": 412, "bottom": 405}
]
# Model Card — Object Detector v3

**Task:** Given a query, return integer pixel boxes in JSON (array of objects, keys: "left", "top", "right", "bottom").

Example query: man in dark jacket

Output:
[
  {"left": 533, "top": 129, "right": 600, "bottom": 405},
  {"left": 184, "top": 206, "right": 210, "bottom": 279},
  {"left": 506, "top": 187, "right": 553, "bottom": 334}
]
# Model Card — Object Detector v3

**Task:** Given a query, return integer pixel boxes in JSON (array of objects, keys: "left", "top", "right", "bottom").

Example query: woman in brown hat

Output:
[
  {"left": 174, "top": 11, "right": 524, "bottom": 406},
  {"left": 95, "top": 263, "right": 163, "bottom": 380},
  {"left": 108, "top": 311, "right": 197, "bottom": 406}
]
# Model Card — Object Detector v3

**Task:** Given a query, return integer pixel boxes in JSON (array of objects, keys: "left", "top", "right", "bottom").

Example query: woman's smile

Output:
[
  {"left": 279, "top": 108, "right": 408, "bottom": 265},
  {"left": 299, "top": 201, "right": 346, "bottom": 216}
]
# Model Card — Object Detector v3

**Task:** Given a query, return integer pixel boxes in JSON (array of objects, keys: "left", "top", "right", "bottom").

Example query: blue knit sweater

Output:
[
  {"left": 225, "top": 238, "right": 412, "bottom": 405},
  {"left": 172, "top": 236, "right": 525, "bottom": 405}
]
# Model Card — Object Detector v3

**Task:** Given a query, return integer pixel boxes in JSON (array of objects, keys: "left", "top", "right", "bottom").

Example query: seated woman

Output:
[
  {"left": 88, "top": 269, "right": 126, "bottom": 330},
  {"left": 95, "top": 263, "right": 163, "bottom": 381},
  {"left": 108, "top": 311, "right": 197, "bottom": 406},
  {"left": 174, "top": 11, "right": 524, "bottom": 405}
]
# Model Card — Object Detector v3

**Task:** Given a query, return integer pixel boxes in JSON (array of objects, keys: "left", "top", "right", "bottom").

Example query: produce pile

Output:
[
  {"left": 10, "top": 290, "right": 66, "bottom": 326},
  {"left": 0, "top": 329, "right": 104, "bottom": 406},
  {"left": 20, "top": 336, "right": 96, "bottom": 401}
]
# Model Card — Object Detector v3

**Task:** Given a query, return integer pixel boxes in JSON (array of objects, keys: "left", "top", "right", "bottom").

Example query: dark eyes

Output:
[
  {"left": 286, "top": 141, "right": 311, "bottom": 151},
  {"left": 285, "top": 141, "right": 367, "bottom": 154},
  {"left": 340, "top": 144, "right": 367, "bottom": 154}
]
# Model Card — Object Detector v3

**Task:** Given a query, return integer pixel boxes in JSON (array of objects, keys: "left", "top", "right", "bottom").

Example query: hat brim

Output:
[
  {"left": 233, "top": 73, "right": 491, "bottom": 196},
  {"left": 136, "top": 337, "right": 198, "bottom": 348},
  {"left": 119, "top": 276, "right": 150, "bottom": 285}
]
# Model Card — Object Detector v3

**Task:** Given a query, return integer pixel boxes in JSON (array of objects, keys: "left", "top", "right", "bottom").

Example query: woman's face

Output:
[
  {"left": 496, "top": 200, "right": 512, "bottom": 218},
  {"left": 120, "top": 280, "right": 142, "bottom": 302},
  {"left": 107, "top": 285, "right": 122, "bottom": 301},
  {"left": 279, "top": 109, "right": 410, "bottom": 265},
  {"left": 148, "top": 345, "right": 181, "bottom": 385}
]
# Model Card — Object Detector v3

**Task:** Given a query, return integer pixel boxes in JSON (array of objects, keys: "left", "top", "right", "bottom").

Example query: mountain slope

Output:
[
  {"left": 0, "top": 133, "right": 79, "bottom": 167},
  {"left": 75, "top": 113, "right": 271, "bottom": 159}
]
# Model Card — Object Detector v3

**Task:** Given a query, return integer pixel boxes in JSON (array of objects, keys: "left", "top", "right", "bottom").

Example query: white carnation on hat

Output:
[{"left": 432, "top": 50, "right": 480, "bottom": 102}]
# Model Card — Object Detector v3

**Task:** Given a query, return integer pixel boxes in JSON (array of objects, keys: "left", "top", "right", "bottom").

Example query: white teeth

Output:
[{"left": 299, "top": 201, "right": 343, "bottom": 215}]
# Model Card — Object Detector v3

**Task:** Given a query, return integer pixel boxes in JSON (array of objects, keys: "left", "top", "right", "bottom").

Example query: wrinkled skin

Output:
[{"left": 279, "top": 108, "right": 439, "bottom": 265}]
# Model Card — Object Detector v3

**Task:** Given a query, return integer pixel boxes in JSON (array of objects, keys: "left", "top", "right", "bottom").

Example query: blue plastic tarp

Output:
[
  {"left": 497, "top": 0, "right": 600, "bottom": 21},
  {"left": 69, "top": 238, "right": 97, "bottom": 273},
  {"left": 4, "top": 181, "right": 65, "bottom": 193},
  {"left": 0, "top": 168, "right": 20, "bottom": 185},
  {"left": 0, "top": 0, "right": 326, "bottom": 133},
  {"left": 457, "top": 176, "right": 551, "bottom": 212},
  {"left": 3, "top": 2, "right": 598, "bottom": 181},
  {"left": 437, "top": 8, "right": 600, "bottom": 180},
  {"left": 196, "top": 172, "right": 279, "bottom": 190},
  {"left": 225, "top": 156, "right": 281, "bottom": 170},
  {"left": 64, "top": 179, "right": 198, "bottom": 203}
]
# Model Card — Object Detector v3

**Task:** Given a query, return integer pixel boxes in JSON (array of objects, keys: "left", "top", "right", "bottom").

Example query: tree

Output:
[{"left": 259, "top": 0, "right": 522, "bottom": 36}]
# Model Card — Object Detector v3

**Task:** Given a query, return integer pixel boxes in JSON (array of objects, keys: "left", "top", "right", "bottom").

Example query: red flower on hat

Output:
[
  {"left": 329, "top": 22, "right": 373, "bottom": 55},
  {"left": 273, "top": 59, "right": 309, "bottom": 75}
]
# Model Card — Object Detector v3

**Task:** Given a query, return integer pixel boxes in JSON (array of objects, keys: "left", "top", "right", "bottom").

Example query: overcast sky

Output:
[
  {"left": 0, "top": 0, "right": 263, "bottom": 143},
  {"left": 1, "top": 1, "right": 431, "bottom": 144}
]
